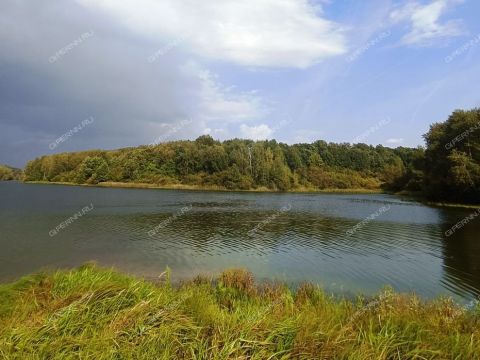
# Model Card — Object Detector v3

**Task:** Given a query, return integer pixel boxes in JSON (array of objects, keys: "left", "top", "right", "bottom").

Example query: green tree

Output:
[
  {"left": 424, "top": 108, "right": 480, "bottom": 202},
  {"left": 0, "top": 165, "right": 14, "bottom": 180},
  {"left": 76, "top": 156, "right": 110, "bottom": 184}
]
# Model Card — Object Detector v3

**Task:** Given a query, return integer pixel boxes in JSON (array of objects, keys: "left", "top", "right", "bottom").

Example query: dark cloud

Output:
[{"left": 0, "top": 0, "right": 205, "bottom": 166}]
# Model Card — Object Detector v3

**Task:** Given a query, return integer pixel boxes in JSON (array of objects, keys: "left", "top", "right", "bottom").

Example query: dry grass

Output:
[
  {"left": 0, "top": 264, "right": 479, "bottom": 359},
  {"left": 25, "top": 180, "right": 384, "bottom": 195}
]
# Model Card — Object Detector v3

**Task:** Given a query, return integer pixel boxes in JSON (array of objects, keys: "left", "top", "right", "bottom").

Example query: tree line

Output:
[
  {"left": 0, "top": 165, "right": 22, "bottom": 181},
  {"left": 23, "top": 137, "right": 414, "bottom": 191},
  {"left": 23, "top": 108, "right": 480, "bottom": 203}
]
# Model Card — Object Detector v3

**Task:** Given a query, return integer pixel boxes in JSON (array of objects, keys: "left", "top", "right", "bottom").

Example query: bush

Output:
[
  {"left": 75, "top": 156, "right": 110, "bottom": 184},
  {"left": 0, "top": 165, "right": 14, "bottom": 181}
]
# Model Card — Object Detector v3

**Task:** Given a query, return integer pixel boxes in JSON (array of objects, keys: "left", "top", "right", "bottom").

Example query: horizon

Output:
[{"left": 1, "top": 0, "right": 480, "bottom": 167}]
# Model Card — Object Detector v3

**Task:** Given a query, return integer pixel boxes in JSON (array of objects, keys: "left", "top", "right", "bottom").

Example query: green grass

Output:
[{"left": 0, "top": 265, "right": 479, "bottom": 359}]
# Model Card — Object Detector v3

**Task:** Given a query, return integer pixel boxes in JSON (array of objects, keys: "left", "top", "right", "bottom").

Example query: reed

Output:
[{"left": 0, "top": 264, "right": 478, "bottom": 359}]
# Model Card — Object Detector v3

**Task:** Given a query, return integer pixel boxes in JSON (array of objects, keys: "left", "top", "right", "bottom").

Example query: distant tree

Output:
[
  {"left": 307, "top": 152, "right": 324, "bottom": 168},
  {"left": 76, "top": 156, "right": 110, "bottom": 184},
  {"left": 285, "top": 146, "right": 303, "bottom": 171},
  {"left": 26, "top": 112, "right": 480, "bottom": 201},
  {"left": 0, "top": 165, "right": 14, "bottom": 180},
  {"left": 381, "top": 158, "right": 406, "bottom": 188},
  {"left": 195, "top": 135, "right": 216, "bottom": 146},
  {"left": 424, "top": 108, "right": 480, "bottom": 202}
]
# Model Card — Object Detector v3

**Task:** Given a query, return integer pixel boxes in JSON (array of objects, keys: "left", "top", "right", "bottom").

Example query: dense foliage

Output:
[
  {"left": 423, "top": 108, "right": 480, "bottom": 203},
  {"left": 0, "top": 265, "right": 478, "bottom": 359},
  {"left": 22, "top": 108, "right": 480, "bottom": 202},
  {"left": 24, "top": 137, "right": 421, "bottom": 191},
  {"left": 0, "top": 165, "right": 22, "bottom": 181}
]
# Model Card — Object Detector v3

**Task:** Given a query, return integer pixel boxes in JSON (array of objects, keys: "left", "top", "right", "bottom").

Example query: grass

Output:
[
  {"left": 25, "top": 180, "right": 384, "bottom": 195},
  {"left": 24, "top": 181, "right": 480, "bottom": 207},
  {"left": 0, "top": 264, "right": 479, "bottom": 359}
]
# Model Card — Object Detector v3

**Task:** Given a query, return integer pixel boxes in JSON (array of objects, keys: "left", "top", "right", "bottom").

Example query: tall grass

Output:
[{"left": 0, "top": 264, "right": 478, "bottom": 359}]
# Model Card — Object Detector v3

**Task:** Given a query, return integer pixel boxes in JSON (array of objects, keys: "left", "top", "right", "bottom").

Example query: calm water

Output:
[{"left": 1, "top": 182, "right": 479, "bottom": 303}]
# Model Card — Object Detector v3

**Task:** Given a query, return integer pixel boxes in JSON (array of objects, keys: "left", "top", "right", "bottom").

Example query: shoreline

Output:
[
  {"left": 23, "top": 180, "right": 384, "bottom": 195},
  {"left": 22, "top": 181, "right": 480, "bottom": 208},
  {"left": 394, "top": 190, "right": 480, "bottom": 209}
]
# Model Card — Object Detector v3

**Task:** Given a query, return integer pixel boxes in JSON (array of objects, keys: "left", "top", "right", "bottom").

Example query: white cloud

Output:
[
  {"left": 390, "top": 0, "right": 465, "bottom": 46},
  {"left": 181, "top": 61, "right": 267, "bottom": 123},
  {"left": 240, "top": 124, "right": 274, "bottom": 140},
  {"left": 203, "top": 128, "right": 228, "bottom": 137},
  {"left": 385, "top": 138, "right": 404, "bottom": 144},
  {"left": 75, "top": 0, "right": 347, "bottom": 68},
  {"left": 292, "top": 129, "right": 323, "bottom": 144}
]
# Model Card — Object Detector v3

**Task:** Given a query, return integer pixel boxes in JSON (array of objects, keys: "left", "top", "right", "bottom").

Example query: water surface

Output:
[{"left": 1, "top": 182, "right": 479, "bottom": 303}]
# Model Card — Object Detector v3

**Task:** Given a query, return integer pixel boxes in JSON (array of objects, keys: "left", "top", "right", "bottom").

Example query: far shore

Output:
[
  {"left": 21, "top": 180, "right": 480, "bottom": 209},
  {"left": 394, "top": 190, "right": 480, "bottom": 210},
  {"left": 23, "top": 180, "right": 384, "bottom": 194}
]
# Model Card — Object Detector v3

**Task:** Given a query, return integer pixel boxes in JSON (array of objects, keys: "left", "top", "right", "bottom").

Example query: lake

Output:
[{"left": 1, "top": 182, "right": 479, "bottom": 303}]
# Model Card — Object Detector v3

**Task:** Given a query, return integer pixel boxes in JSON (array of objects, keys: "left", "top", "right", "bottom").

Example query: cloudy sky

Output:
[{"left": 1, "top": 0, "right": 479, "bottom": 167}]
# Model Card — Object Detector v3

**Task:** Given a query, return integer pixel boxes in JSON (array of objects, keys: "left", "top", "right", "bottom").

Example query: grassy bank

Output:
[
  {"left": 24, "top": 180, "right": 384, "bottom": 194},
  {"left": 23, "top": 181, "right": 480, "bottom": 208},
  {"left": 1, "top": 265, "right": 479, "bottom": 359}
]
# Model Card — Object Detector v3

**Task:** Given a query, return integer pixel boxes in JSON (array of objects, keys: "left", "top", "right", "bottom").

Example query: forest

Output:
[
  {"left": 0, "top": 165, "right": 22, "bottom": 181},
  {"left": 23, "top": 108, "right": 480, "bottom": 203}
]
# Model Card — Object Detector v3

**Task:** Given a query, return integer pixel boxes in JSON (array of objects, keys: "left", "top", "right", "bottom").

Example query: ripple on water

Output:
[{"left": 0, "top": 183, "right": 479, "bottom": 303}]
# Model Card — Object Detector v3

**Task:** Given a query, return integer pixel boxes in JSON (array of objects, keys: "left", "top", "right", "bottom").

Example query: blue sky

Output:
[{"left": 1, "top": 0, "right": 480, "bottom": 166}]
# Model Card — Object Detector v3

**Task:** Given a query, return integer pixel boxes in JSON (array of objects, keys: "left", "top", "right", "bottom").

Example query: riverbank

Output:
[
  {"left": 0, "top": 264, "right": 478, "bottom": 359},
  {"left": 24, "top": 180, "right": 384, "bottom": 194},
  {"left": 24, "top": 180, "right": 480, "bottom": 209},
  {"left": 395, "top": 190, "right": 480, "bottom": 209}
]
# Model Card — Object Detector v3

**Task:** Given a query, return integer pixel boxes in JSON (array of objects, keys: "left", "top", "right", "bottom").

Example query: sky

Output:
[{"left": 1, "top": 0, "right": 480, "bottom": 167}]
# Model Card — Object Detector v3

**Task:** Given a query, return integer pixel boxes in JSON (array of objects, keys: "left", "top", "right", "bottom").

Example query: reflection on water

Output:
[
  {"left": 440, "top": 213, "right": 480, "bottom": 300},
  {"left": 0, "top": 182, "right": 479, "bottom": 303}
]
